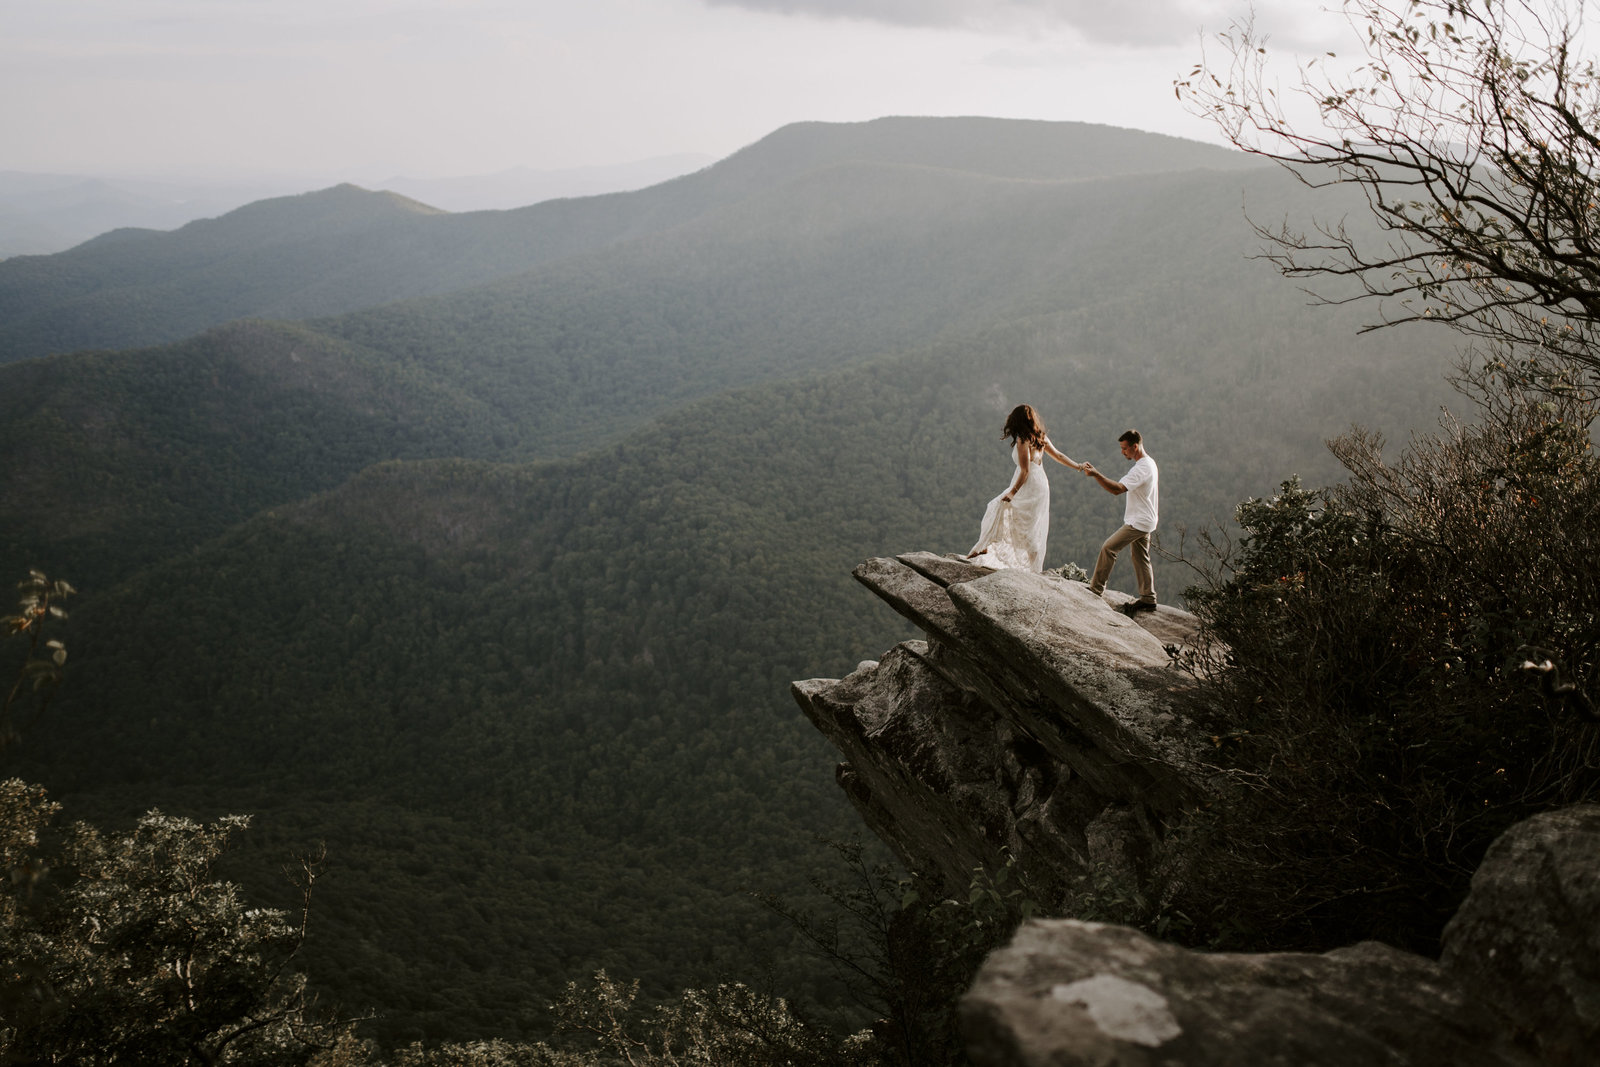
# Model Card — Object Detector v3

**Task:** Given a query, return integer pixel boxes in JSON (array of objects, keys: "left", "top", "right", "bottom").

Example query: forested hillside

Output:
[
  {"left": 17, "top": 314, "right": 1454, "bottom": 1041},
  {"left": 0, "top": 117, "right": 1257, "bottom": 364},
  {"left": 1, "top": 118, "right": 1463, "bottom": 1047},
  {"left": 0, "top": 320, "right": 513, "bottom": 588},
  {"left": 2, "top": 155, "right": 1417, "bottom": 594}
]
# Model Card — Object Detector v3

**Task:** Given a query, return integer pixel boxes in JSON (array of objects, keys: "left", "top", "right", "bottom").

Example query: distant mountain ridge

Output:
[
  {"left": 374, "top": 153, "right": 715, "bottom": 212},
  {"left": 0, "top": 156, "right": 713, "bottom": 259},
  {"left": 0, "top": 171, "right": 305, "bottom": 260},
  {"left": 0, "top": 118, "right": 1261, "bottom": 364},
  {"left": 700, "top": 116, "right": 1255, "bottom": 186}
]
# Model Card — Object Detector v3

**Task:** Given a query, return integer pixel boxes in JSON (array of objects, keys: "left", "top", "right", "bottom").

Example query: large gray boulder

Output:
[
  {"left": 1440, "top": 804, "right": 1600, "bottom": 1065},
  {"left": 961, "top": 920, "right": 1541, "bottom": 1067}
]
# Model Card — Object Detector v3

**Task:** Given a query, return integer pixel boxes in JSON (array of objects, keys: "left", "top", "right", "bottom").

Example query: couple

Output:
[{"left": 965, "top": 404, "right": 1159, "bottom": 614}]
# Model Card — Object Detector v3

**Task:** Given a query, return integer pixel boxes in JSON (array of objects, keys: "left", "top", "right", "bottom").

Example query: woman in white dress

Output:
[{"left": 965, "top": 404, "right": 1084, "bottom": 571}]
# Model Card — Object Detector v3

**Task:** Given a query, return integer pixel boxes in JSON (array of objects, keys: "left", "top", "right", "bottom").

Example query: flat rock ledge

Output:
[
  {"left": 791, "top": 553, "right": 1208, "bottom": 904},
  {"left": 962, "top": 805, "right": 1600, "bottom": 1067}
]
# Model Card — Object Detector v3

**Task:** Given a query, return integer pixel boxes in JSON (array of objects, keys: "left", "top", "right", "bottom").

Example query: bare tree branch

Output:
[{"left": 1178, "top": 0, "right": 1600, "bottom": 382}]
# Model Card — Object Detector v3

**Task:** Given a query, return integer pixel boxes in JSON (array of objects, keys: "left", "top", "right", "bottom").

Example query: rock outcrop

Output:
[
  {"left": 797, "top": 556, "right": 1600, "bottom": 1065},
  {"left": 792, "top": 553, "right": 1206, "bottom": 908},
  {"left": 962, "top": 805, "right": 1600, "bottom": 1066},
  {"left": 1439, "top": 805, "right": 1600, "bottom": 1063},
  {"left": 961, "top": 921, "right": 1539, "bottom": 1067}
]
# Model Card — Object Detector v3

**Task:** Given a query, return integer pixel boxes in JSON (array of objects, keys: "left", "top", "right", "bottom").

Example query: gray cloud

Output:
[
  {"left": 702, "top": 0, "right": 1351, "bottom": 51},
  {"left": 702, "top": 0, "right": 1229, "bottom": 47}
]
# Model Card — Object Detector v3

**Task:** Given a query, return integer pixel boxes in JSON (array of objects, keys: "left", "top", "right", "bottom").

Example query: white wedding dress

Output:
[{"left": 967, "top": 439, "right": 1050, "bottom": 572}]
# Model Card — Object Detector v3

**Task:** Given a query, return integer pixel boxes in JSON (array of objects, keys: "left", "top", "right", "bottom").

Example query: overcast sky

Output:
[{"left": 4, "top": 0, "right": 1350, "bottom": 182}]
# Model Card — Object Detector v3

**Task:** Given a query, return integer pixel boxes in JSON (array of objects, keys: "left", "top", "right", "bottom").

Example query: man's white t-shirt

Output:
[{"left": 1122, "top": 455, "right": 1159, "bottom": 533}]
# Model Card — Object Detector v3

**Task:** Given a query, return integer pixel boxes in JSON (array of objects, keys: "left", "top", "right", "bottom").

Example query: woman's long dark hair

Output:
[{"left": 1002, "top": 404, "right": 1046, "bottom": 450}]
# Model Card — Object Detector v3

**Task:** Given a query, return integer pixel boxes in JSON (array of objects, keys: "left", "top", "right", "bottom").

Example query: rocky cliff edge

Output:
[
  {"left": 792, "top": 552, "right": 1206, "bottom": 906},
  {"left": 794, "top": 555, "right": 1600, "bottom": 1066}
]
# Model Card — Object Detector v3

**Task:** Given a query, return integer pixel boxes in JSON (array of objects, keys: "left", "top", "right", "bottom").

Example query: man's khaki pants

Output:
[{"left": 1089, "top": 524, "right": 1155, "bottom": 604}]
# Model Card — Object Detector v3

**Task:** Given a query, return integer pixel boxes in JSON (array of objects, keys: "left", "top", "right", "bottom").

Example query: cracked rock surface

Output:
[{"left": 792, "top": 553, "right": 1204, "bottom": 903}]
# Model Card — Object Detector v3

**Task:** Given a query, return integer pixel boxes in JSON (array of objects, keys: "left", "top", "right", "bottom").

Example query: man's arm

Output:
[{"left": 1082, "top": 463, "right": 1127, "bottom": 496}]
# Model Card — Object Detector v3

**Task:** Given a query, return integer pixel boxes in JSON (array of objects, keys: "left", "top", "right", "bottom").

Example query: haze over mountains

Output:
[
  {"left": 0, "top": 154, "right": 713, "bottom": 261},
  {"left": 0, "top": 117, "right": 1463, "bottom": 1043},
  {"left": 0, "top": 119, "right": 1260, "bottom": 365},
  {"left": 374, "top": 153, "right": 715, "bottom": 212},
  {"left": 0, "top": 171, "right": 304, "bottom": 260}
]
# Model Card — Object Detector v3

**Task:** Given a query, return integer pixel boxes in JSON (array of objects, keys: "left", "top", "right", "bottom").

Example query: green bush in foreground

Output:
[{"left": 0, "top": 780, "right": 347, "bottom": 1065}]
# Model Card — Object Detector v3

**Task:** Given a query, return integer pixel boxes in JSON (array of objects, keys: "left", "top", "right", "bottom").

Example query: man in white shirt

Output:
[{"left": 1083, "top": 429, "right": 1159, "bottom": 614}]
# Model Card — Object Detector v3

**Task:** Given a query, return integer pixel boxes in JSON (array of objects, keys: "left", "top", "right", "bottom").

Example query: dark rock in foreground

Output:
[
  {"left": 1440, "top": 805, "right": 1600, "bottom": 1064},
  {"left": 963, "top": 922, "right": 1535, "bottom": 1067}
]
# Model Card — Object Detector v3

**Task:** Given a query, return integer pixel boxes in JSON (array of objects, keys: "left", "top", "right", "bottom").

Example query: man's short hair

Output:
[{"left": 1118, "top": 429, "right": 1142, "bottom": 446}]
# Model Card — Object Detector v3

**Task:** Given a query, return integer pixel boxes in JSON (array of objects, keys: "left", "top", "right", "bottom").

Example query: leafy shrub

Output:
[
  {"left": 0, "top": 781, "right": 349, "bottom": 1065},
  {"left": 1178, "top": 364, "right": 1600, "bottom": 951}
]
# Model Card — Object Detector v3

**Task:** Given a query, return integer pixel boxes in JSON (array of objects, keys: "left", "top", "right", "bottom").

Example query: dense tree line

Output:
[{"left": 3, "top": 761, "right": 1034, "bottom": 1065}]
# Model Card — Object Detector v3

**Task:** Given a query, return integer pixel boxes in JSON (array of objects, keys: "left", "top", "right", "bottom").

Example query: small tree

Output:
[{"left": 754, "top": 839, "right": 1045, "bottom": 1067}]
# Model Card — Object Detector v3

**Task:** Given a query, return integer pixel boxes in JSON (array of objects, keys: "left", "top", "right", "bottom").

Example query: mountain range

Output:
[
  {"left": 0, "top": 171, "right": 305, "bottom": 260},
  {"left": 0, "top": 117, "right": 1463, "bottom": 1044},
  {"left": 0, "top": 118, "right": 1260, "bottom": 365},
  {"left": 0, "top": 155, "right": 713, "bottom": 261}
]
